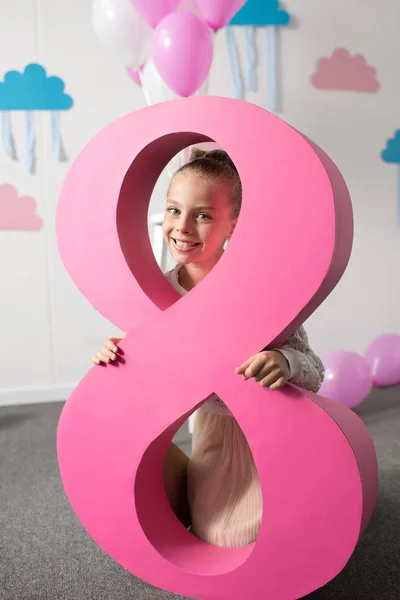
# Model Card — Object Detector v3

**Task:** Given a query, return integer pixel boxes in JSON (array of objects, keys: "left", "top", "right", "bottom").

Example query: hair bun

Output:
[
  {"left": 189, "top": 147, "right": 208, "bottom": 161},
  {"left": 189, "top": 147, "right": 238, "bottom": 172}
]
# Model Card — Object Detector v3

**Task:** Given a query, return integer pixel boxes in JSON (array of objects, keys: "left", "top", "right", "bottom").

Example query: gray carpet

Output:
[{"left": 0, "top": 388, "right": 399, "bottom": 600}]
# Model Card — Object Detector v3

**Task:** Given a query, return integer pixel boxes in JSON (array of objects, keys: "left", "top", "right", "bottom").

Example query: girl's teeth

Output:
[{"left": 174, "top": 239, "right": 197, "bottom": 248}]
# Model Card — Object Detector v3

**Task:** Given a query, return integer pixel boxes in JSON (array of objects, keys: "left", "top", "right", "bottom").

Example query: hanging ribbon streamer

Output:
[
  {"left": 245, "top": 26, "right": 256, "bottom": 93},
  {"left": 138, "top": 69, "right": 153, "bottom": 107},
  {"left": 179, "top": 72, "right": 212, "bottom": 171},
  {"left": 197, "top": 73, "right": 210, "bottom": 98},
  {"left": 267, "top": 26, "right": 277, "bottom": 113},
  {"left": 140, "top": 65, "right": 180, "bottom": 179},
  {"left": 197, "top": 31, "right": 214, "bottom": 100},
  {"left": 397, "top": 166, "right": 400, "bottom": 230},
  {"left": 226, "top": 27, "right": 243, "bottom": 101},
  {"left": 51, "top": 111, "right": 61, "bottom": 160},
  {"left": 139, "top": 66, "right": 176, "bottom": 179},
  {"left": 26, "top": 110, "right": 35, "bottom": 174},
  {"left": 1, "top": 111, "right": 16, "bottom": 159}
]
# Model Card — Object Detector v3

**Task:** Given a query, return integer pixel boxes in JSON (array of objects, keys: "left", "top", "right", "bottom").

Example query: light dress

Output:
[{"left": 165, "top": 264, "right": 325, "bottom": 548}]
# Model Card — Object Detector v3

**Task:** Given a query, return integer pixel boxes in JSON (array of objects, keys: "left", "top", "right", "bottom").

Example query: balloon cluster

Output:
[
  {"left": 92, "top": 0, "right": 246, "bottom": 97},
  {"left": 319, "top": 333, "right": 400, "bottom": 409}
]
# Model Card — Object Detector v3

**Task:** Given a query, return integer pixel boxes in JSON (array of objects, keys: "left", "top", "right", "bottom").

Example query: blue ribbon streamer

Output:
[
  {"left": 267, "top": 26, "right": 277, "bottom": 113},
  {"left": 2, "top": 111, "right": 16, "bottom": 159},
  {"left": 51, "top": 111, "right": 61, "bottom": 160},
  {"left": 226, "top": 27, "right": 243, "bottom": 100},
  {"left": 26, "top": 110, "right": 35, "bottom": 174},
  {"left": 245, "top": 26, "right": 256, "bottom": 92}
]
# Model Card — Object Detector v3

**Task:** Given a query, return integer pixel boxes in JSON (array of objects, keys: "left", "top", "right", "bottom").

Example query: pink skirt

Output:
[{"left": 187, "top": 408, "right": 262, "bottom": 548}]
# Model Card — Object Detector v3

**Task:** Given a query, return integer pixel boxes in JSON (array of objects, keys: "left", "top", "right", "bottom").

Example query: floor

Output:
[{"left": 0, "top": 387, "right": 399, "bottom": 599}]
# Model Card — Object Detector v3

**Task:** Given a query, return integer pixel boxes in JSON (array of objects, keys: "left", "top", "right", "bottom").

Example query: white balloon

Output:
[
  {"left": 141, "top": 57, "right": 177, "bottom": 104},
  {"left": 92, "top": 0, "right": 153, "bottom": 68}
]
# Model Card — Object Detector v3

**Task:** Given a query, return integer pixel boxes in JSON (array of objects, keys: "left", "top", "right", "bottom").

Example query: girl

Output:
[{"left": 92, "top": 148, "right": 325, "bottom": 548}]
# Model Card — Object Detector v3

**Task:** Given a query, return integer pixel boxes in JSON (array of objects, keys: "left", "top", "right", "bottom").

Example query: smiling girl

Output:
[{"left": 93, "top": 148, "right": 325, "bottom": 547}]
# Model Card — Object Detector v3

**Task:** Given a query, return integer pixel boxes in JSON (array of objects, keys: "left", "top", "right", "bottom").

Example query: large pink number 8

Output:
[{"left": 56, "top": 97, "right": 378, "bottom": 599}]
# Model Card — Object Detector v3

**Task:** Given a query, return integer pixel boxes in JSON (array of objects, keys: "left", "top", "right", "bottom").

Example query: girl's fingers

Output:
[
  {"left": 93, "top": 353, "right": 108, "bottom": 365},
  {"left": 260, "top": 371, "right": 285, "bottom": 389},
  {"left": 93, "top": 350, "right": 114, "bottom": 365},
  {"left": 93, "top": 337, "right": 123, "bottom": 366},
  {"left": 101, "top": 347, "right": 117, "bottom": 361},
  {"left": 105, "top": 339, "right": 119, "bottom": 353},
  {"left": 268, "top": 376, "right": 286, "bottom": 390},
  {"left": 243, "top": 355, "right": 269, "bottom": 380},
  {"left": 252, "top": 363, "right": 274, "bottom": 382},
  {"left": 235, "top": 354, "right": 256, "bottom": 375},
  {"left": 237, "top": 355, "right": 286, "bottom": 388}
]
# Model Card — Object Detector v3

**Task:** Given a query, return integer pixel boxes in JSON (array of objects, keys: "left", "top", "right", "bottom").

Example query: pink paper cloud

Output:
[
  {"left": 311, "top": 48, "right": 380, "bottom": 93},
  {"left": 0, "top": 184, "right": 43, "bottom": 231}
]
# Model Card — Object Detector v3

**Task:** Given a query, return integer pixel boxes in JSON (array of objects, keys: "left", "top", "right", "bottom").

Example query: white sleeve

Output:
[{"left": 274, "top": 325, "right": 325, "bottom": 393}]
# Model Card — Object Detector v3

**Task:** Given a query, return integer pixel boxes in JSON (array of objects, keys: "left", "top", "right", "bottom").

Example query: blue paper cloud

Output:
[
  {"left": 230, "top": 0, "right": 291, "bottom": 26},
  {"left": 0, "top": 63, "right": 73, "bottom": 111},
  {"left": 381, "top": 131, "right": 400, "bottom": 163}
]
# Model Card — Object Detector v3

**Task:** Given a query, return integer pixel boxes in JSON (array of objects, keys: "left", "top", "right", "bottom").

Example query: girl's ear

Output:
[{"left": 228, "top": 219, "right": 238, "bottom": 239}]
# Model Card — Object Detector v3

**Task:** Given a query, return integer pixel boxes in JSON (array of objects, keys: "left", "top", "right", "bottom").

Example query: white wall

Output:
[{"left": 0, "top": 0, "right": 399, "bottom": 405}]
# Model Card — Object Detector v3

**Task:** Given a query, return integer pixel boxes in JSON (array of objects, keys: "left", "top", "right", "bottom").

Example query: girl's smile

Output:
[{"left": 171, "top": 237, "right": 201, "bottom": 252}]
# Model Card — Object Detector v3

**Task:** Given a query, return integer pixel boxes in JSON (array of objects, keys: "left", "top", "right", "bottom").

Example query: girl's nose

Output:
[{"left": 177, "top": 217, "right": 192, "bottom": 234}]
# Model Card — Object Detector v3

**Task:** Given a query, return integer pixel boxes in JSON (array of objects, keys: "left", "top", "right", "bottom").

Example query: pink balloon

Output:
[
  {"left": 126, "top": 66, "right": 142, "bottom": 86},
  {"left": 319, "top": 352, "right": 373, "bottom": 409},
  {"left": 131, "top": 0, "right": 180, "bottom": 29},
  {"left": 364, "top": 333, "right": 400, "bottom": 387},
  {"left": 196, "top": 0, "right": 246, "bottom": 31},
  {"left": 179, "top": 0, "right": 203, "bottom": 18},
  {"left": 153, "top": 11, "right": 213, "bottom": 97}
]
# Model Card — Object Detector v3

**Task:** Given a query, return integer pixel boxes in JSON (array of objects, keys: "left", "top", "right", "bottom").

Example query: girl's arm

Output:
[{"left": 275, "top": 325, "right": 325, "bottom": 393}]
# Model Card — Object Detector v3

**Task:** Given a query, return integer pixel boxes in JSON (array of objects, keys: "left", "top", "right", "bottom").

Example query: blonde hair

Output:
[{"left": 175, "top": 148, "right": 242, "bottom": 219}]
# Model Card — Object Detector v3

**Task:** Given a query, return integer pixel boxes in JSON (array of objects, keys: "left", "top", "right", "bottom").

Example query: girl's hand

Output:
[
  {"left": 92, "top": 336, "right": 124, "bottom": 365},
  {"left": 235, "top": 350, "right": 290, "bottom": 390}
]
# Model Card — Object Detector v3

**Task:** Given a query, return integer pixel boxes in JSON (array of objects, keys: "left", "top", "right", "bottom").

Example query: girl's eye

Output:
[{"left": 167, "top": 207, "right": 211, "bottom": 221}]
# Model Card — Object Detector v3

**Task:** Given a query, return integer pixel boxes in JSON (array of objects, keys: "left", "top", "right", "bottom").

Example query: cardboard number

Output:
[{"left": 56, "top": 97, "right": 378, "bottom": 599}]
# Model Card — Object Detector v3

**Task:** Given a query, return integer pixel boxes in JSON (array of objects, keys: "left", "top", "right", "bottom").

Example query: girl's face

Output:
[{"left": 162, "top": 172, "right": 237, "bottom": 268}]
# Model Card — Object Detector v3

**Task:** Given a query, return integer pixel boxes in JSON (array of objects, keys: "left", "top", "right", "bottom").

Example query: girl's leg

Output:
[
  {"left": 163, "top": 442, "right": 191, "bottom": 528},
  {"left": 187, "top": 409, "right": 262, "bottom": 548}
]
